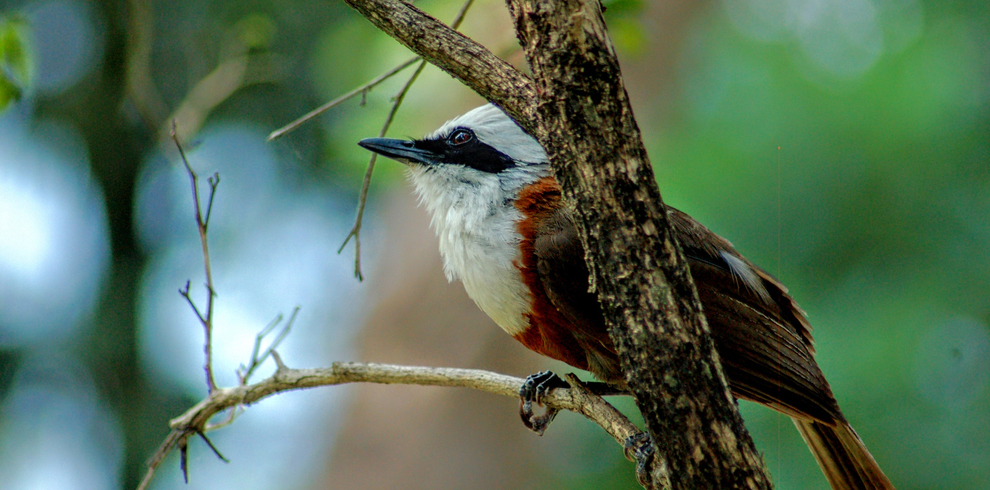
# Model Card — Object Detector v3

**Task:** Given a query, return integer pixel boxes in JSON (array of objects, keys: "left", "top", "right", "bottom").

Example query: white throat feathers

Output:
[{"left": 404, "top": 104, "right": 549, "bottom": 335}]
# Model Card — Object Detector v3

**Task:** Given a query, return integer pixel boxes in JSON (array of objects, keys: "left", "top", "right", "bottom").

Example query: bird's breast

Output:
[
  {"left": 433, "top": 175, "right": 613, "bottom": 377},
  {"left": 435, "top": 204, "right": 534, "bottom": 337},
  {"left": 510, "top": 177, "right": 615, "bottom": 376}
]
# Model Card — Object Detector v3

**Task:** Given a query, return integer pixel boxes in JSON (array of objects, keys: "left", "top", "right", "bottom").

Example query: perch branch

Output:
[{"left": 136, "top": 361, "right": 639, "bottom": 490}]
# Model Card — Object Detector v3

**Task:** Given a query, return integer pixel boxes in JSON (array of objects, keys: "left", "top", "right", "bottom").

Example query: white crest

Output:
[{"left": 427, "top": 104, "right": 548, "bottom": 165}]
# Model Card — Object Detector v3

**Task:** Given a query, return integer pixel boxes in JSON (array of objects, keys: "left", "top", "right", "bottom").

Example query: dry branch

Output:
[
  {"left": 172, "top": 124, "right": 220, "bottom": 393},
  {"left": 267, "top": 55, "right": 421, "bottom": 141},
  {"left": 137, "top": 361, "right": 640, "bottom": 490},
  {"left": 343, "top": 0, "right": 539, "bottom": 133}
]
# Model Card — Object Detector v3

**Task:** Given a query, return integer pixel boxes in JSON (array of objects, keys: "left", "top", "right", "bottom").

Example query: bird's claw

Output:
[
  {"left": 624, "top": 431, "right": 657, "bottom": 487},
  {"left": 518, "top": 370, "right": 566, "bottom": 435}
]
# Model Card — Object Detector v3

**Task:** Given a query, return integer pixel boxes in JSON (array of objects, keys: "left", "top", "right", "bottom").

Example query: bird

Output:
[{"left": 358, "top": 103, "right": 895, "bottom": 490}]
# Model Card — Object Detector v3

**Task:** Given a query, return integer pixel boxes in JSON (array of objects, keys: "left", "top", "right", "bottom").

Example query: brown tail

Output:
[{"left": 793, "top": 419, "right": 895, "bottom": 490}]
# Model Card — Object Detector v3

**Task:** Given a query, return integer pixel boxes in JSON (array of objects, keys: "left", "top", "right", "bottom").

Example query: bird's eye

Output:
[{"left": 448, "top": 129, "right": 473, "bottom": 146}]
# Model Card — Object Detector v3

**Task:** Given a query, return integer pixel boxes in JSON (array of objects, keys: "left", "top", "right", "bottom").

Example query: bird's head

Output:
[{"left": 358, "top": 104, "right": 550, "bottom": 225}]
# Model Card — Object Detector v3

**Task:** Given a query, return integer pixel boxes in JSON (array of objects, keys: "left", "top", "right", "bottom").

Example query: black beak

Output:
[{"left": 358, "top": 138, "right": 437, "bottom": 165}]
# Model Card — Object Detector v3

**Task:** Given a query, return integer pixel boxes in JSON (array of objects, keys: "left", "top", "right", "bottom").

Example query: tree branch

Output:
[
  {"left": 136, "top": 361, "right": 639, "bottom": 490},
  {"left": 505, "top": 1, "right": 772, "bottom": 488},
  {"left": 342, "top": 0, "right": 540, "bottom": 134},
  {"left": 172, "top": 124, "right": 220, "bottom": 393}
]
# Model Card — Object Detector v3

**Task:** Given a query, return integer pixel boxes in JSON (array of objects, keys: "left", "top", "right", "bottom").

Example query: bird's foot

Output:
[
  {"left": 624, "top": 431, "right": 657, "bottom": 487},
  {"left": 518, "top": 370, "right": 566, "bottom": 435}
]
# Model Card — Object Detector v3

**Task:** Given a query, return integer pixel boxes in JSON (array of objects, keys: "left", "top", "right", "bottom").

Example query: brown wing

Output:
[
  {"left": 667, "top": 207, "right": 842, "bottom": 423},
  {"left": 532, "top": 208, "right": 622, "bottom": 382},
  {"left": 533, "top": 210, "right": 605, "bottom": 335},
  {"left": 534, "top": 204, "right": 843, "bottom": 424}
]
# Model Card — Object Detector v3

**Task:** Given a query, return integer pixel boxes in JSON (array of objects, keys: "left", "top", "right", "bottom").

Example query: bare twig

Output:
[
  {"left": 268, "top": 0, "right": 481, "bottom": 143},
  {"left": 178, "top": 281, "right": 206, "bottom": 324},
  {"left": 182, "top": 308, "right": 299, "bottom": 434},
  {"left": 179, "top": 436, "right": 189, "bottom": 483},
  {"left": 172, "top": 122, "right": 219, "bottom": 393},
  {"left": 197, "top": 431, "right": 230, "bottom": 463},
  {"left": 203, "top": 173, "right": 219, "bottom": 230},
  {"left": 338, "top": 0, "right": 477, "bottom": 280},
  {"left": 138, "top": 430, "right": 187, "bottom": 490},
  {"left": 238, "top": 307, "right": 299, "bottom": 385},
  {"left": 136, "top": 361, "right": 638, "bottom": 490},
  {"left": 337, "top": 58, "right": 427, "bottom": 280},
  {"left": 267, "top": 56, "right": 421, "bottom": 141}
]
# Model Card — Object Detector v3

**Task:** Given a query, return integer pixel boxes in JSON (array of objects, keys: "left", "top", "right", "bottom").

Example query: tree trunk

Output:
[{"left": 345, "top": 0, "right": 774, "bottom": 488}]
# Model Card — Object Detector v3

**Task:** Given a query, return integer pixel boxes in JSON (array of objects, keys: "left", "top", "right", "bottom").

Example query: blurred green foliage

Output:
[
  {"left": 0, "top": 14, "right": 31, "bottom": 109},
  {"left": 648, "top": 3, "right": 989, "bottom": 489}
]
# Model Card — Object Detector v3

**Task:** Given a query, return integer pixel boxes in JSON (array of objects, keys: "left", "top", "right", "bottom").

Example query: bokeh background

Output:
[{"left": 0, "top": 0, "right": 987, "bottom": 489}]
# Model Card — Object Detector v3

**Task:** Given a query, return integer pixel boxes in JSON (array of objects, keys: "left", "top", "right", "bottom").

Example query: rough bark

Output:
[
  {"left": 505, "top": 1, "right": 772, "bottom": 489},
  {"left": 344, "top": 0, "right": 774, "bottom": 488}
]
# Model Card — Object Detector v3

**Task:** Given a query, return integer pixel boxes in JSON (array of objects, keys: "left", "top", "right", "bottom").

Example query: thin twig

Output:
[
  {"left": 251, "top": 309, "right": 296, "bottom": 374},
  {"left": 267, "top": 56, "right": 421, "bottom": 141},
  {"left": 197, "top": 431, "right": 230, "bottom": 463},
  {"left": 135, "top": 361, "right": 637, "bottom": 490},
  {"left": 172, "top": 122, "right": 219, "bottom": 393},
  {"left": 179, "top": 436, "right": 189, "bottom": 483},
  {"left": 203, "top": 173, "right": 219, "bottom": 230},
  {"left": 337, "top": 59, "right": 427, "bottom": 280},
  {"left": 237, "top": 306, "right": 299, "bottom": 384},
  {"left": 179, "top": 281, "right": 207, "bottom": 324},
  {"left": 240, "top": 314, "right": 282, "bottom": 382},
  {"left": 199, "top": 307, "right": 300, "bottom": 434},
  {"left": 339, "top": 0, "right": 477, "bottom": 280}
]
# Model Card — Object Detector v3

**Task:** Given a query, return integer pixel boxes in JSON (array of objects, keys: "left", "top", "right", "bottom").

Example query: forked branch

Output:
[{"left": 172, "top": 122, "right": 220, "bottom": 393}]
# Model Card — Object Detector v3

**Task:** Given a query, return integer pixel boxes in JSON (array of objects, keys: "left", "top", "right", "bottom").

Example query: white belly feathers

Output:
[{"left": 435, "top": 208, "right": 532, "bottom": 337}]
